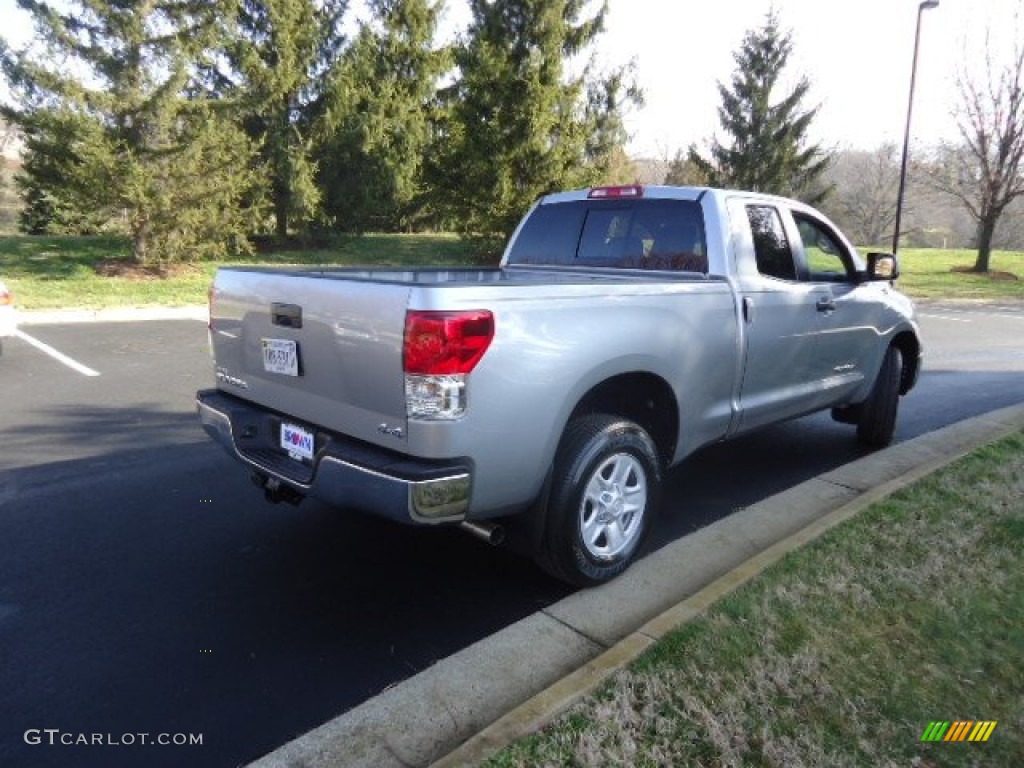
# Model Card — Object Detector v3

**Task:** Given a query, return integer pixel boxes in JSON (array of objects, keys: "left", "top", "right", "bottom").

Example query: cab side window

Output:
[
  {"left": 794, "top": 214, "right": 852, "bottom": 282},
  {"left": 746, "top": 205, "right": 796, "bottom": 281}
]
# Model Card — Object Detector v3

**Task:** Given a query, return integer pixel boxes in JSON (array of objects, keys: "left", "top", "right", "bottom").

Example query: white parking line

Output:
[
  {"left": 13, "top": 330, "right": 101, "bottom": 377},
  {"left": 972, "top": 312, "right": 1024, "bottom": 321},
  {"left": 919, "top": 313, "right": 972, "bottom": 322}
]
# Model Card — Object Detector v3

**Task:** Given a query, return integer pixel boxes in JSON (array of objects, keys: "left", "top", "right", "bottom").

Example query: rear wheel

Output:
[
  {"left": 537, "top": 414, "right": 661, "bottom": 586},
  {"left": 857, "top": 345, "right": 902, "bottom": 448}
]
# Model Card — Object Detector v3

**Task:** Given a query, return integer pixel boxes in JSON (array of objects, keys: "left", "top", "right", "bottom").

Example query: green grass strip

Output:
[
  {"left": 487, "top": 432, "right": 1024, "bottom": 768},
  {"left": 1, "top": 236, "right": 1023, "bottom": 309},
  {"left": 0, "top": 234, "right": 482, "bottom": 310}
]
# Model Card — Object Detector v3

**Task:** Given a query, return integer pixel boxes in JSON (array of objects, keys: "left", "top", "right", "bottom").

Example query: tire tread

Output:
[{"left": 857, "top": 346, "right": 902, "bottom": 448}]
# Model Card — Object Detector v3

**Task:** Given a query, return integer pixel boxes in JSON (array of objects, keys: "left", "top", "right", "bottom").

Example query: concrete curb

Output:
[
  {"left": 16, "top": 305, "right": 207, "bottom": 325},
  {"left": 246, "top": 403, "right": 1024, "bottom": 768}
]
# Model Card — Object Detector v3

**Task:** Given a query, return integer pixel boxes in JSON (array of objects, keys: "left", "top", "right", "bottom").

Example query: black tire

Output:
[
  {"left": 536, "top": 414, "right": 661, "bottom": 587},
  {"left": 857, "top": 345, "right": 902, "bottom": 448}
]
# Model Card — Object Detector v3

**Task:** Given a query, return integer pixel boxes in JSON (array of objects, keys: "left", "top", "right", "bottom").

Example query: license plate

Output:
[
  {"left": 281, "top": 422, "right": 315, "bottom": 461},
  {"left": 262, "top": 338, "right": 299, "bottom": 376}
]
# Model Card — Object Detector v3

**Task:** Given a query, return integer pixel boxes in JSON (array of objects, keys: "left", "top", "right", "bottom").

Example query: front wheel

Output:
[
  {"left": 857, "top": 345, "right": 903, "bottom": 448},
  {"left": 537, "top": 414, "right": 661, "bottom": 587}
]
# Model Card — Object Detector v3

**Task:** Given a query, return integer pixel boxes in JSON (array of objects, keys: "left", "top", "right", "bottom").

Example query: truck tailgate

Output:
[{"left": 210, "top": 268, "right": 411, "bottom": 448}]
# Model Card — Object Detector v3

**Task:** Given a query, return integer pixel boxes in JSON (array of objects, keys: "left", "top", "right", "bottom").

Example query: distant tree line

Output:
[
  {"left": 817, "top": 143, "right": 1024, "bottom": 254},
  {"left": 0, "top": 0, "right": 639, "bottom": 264}
]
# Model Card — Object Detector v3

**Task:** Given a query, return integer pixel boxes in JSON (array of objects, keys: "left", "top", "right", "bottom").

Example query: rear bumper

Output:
[{"left": 196, "top": 389, "right": 471, "bottom": 524}]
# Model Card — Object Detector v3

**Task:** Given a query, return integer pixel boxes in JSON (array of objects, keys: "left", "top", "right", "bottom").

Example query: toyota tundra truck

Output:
[{"left": 196, "top": 185, "right": 922, "bottom": 585}]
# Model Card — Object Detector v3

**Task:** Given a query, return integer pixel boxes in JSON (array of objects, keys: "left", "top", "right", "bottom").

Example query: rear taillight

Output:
[
  {"left": 403, "top": 310, "right": 494, "bottom": 420},
  {"left": 403, "top": 310, "right": 494, "bottom": 375},
  {"left": 207, "top": 285, "right": 215, "bottom": 331}
]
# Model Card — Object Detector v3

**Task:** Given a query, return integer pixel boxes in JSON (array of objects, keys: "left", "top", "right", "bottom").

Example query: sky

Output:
[
  {"left": 589, "top": 0, "right": 1024, "bottom": 158},
  {"left": 2, "top": 0, "right": 1021, "bottom": 159}
]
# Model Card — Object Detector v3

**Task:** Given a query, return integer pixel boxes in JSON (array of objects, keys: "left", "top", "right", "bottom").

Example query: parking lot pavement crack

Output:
[
  {"left": 440, "top": 699, "right": 460, "bottom": 734},
  {"left": 823, "top": 478, "right": 864, "bottom": 493},
  {"left": 540, "top": 607, "right": 609, "bottom": 652}
]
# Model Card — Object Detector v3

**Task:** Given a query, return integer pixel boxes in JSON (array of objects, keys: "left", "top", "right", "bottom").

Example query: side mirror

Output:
[{"left": 866, "top": 252, "right": 900, "bottom": 281}]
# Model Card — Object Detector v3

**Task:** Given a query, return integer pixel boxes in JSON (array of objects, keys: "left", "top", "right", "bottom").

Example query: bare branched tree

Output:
[
  {"left": 825, "top": 144, "right": 901, "bottom": 247},
  {"left": 930, "top": 38, "right": 1024, "bottom": 272}
]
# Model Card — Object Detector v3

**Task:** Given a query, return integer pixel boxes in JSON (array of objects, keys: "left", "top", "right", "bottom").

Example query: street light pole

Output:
[{"left": 892, "top": 0, "right": 939, "bottom": 255}]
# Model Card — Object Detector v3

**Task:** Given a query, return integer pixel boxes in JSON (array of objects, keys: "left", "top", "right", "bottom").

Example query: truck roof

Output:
[
  {"left": 538, "top": 185, "right": 816, "bottom": 212},
  {"left": 539, "top": 186, "right": 707, "bottom": 205}
]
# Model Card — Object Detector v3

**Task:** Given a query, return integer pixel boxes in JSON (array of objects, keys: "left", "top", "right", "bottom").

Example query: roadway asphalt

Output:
[
  {"left": 0, "top": 301, "right": 1021, "bottom": 768},
  {"left": 268, "top": 401, "right": 1024, "bottom": 768}
]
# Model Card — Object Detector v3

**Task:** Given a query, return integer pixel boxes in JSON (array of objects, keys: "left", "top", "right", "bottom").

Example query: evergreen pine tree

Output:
[
  {"left": 317, "top": 0, "right": 446, "bottom": 232},
  {"left": 14, "top": 109, "right": 109, "bottom": 235},
  {"left": 688, "top": 11, "right": 831, "bottom": 203},
  {"left": 217, "top": 0, "right": 348, "bottom": 238},
  {"left": 1, "top": 0, "right": 261, "bottom": 263},
  {"left": 433, "top": 0, "right": 639, "bottom": 238}
]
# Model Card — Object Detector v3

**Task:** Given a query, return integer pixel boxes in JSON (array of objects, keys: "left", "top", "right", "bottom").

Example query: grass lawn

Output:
[
  {"left": 0, "top": 234, "right": 1021, "bottom": 310},
  {"left": 0, "top": 234, "right": 482, "bottom": 310},
  {"left": 484, "top": 431, "right": 1024, "bottom": 767},
  {"left": 897, "top": 248, "right": 1024, "bottom": 301}
]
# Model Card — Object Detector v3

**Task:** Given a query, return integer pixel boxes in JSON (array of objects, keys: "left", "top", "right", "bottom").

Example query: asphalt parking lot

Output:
[{"left": 1, "top": 302, "right": 1022, "bottom": 768}]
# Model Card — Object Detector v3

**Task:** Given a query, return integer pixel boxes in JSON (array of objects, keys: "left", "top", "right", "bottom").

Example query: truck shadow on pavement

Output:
[{"left": 0, "top": 402, "right": 202, "bottom": 475}]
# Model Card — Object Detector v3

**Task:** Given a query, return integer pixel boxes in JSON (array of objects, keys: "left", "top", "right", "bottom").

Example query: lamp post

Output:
[{"left": 892, "top": 0, "right": 939, "bottom": 254}]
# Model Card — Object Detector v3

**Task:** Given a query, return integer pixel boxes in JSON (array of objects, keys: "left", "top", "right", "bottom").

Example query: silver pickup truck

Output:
[{"left": 197, "top": 185, "right": 922, "bottom": 585}]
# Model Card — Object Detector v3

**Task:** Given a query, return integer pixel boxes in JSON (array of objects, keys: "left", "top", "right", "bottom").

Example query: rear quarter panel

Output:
[{"left": 404, "top": 278, "right": 739, "bottom": 516}]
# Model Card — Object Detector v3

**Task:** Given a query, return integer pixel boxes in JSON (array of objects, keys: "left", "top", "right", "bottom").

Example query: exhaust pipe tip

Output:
[{"left": 459, "top": 520, "right": 505, "bottom": 546}]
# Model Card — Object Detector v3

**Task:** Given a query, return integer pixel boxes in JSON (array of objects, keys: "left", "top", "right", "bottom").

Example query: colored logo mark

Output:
[{"left": 921, "top": 721, "right": 997, "bottom": 742}]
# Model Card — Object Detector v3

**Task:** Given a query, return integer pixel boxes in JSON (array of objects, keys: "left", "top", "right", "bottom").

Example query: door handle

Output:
[
  {"left": 742, "top": 296, "right": 754, "bottom": 324},
  {"left": 815, "top": 296, "right": 836, "bottom": 313}
]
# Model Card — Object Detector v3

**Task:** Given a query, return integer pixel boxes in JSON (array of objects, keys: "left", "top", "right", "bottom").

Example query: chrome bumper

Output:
[{"left": 196, "top": 390, "right": 471, "bottom": 524}]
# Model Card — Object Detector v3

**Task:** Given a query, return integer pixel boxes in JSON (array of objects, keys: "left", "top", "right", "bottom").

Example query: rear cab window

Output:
[{"left": 507, "top": 199, "right": 709, "bottom": 273}]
